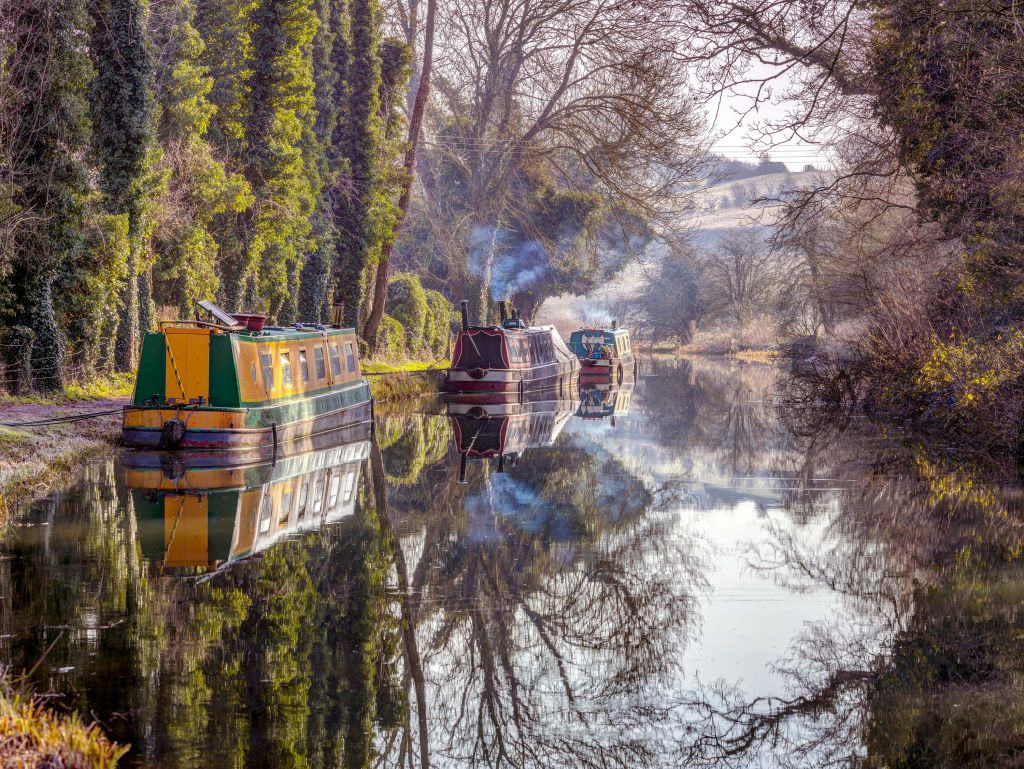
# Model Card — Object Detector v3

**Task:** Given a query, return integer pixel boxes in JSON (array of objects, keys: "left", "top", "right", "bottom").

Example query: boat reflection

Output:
[
  {"left": 577, "top": 378, "right": 634, "bottom": 422},
  {"left": 125, "top": 427, "right": 371, "bottom": 574},
  {"left": 447, "top": 394, "right": 578, "bottom": 480}
]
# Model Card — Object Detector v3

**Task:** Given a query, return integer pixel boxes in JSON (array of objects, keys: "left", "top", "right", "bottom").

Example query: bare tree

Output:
[
  {"left": 413, "top": 0, "right": 708, "bottom": 313},
  {"left": 698, "top": 229, "right": 778, "bottom": 325}
]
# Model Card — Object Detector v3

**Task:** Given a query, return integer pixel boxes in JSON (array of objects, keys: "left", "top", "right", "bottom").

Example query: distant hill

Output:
[{"left": 709, "top": 155, "right": 794, "bottom": 182}]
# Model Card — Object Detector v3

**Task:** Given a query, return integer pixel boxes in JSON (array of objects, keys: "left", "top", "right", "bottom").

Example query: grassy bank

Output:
[
  {"left": 364, "top": 357, "right": 447, "bottom": 404},
  {"left": 0, "top": 681, "right": 127, "bottom": 768},
  {"left": 0, "top": 375, "right": 130, "bottom": 527}
]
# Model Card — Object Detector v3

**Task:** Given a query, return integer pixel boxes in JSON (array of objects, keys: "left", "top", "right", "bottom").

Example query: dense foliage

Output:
[{"left": 0, "top": 0, "right": 416, "bottom": 391}]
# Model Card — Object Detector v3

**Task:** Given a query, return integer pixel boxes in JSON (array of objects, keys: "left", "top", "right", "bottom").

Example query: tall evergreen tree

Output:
[
  {"left": 90, "top": 0, "right": 155, "bottom": 371},
  {"left": 298, "top": 0, "right": 347, "bottom": 323},
  {"left": 194, "top": 0, "right": 258, "bottom": 311},
  {"left": 151, "top": 0, "right": 252, "bottom": 317},
  {"left": 6, "top": 0, "right": 93, "bottom": 392},
  {"left": 244, "top": 0, "right": 320, "bottom": 321},
  {"left": 333, "top": 0, "right": 383, "bottom": 329}
]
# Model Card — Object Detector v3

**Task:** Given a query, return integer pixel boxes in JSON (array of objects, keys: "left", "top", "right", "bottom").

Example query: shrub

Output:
[
  {"left": 386, "top": 274, "right": 428, "bottom": 352},
  {"left": 0, "top": 680, "right": 127, "bottom": 768},
  {"left": 378, "top": 314, "right": 406, "bottom": 359},
  {"left": 424, "top": 289, "right": 455, "bottom": 357}
]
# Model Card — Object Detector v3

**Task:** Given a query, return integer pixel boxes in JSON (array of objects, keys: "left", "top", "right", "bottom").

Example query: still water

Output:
[{"left": 3, "top": 358, "right": 1023, "bottom": 768}]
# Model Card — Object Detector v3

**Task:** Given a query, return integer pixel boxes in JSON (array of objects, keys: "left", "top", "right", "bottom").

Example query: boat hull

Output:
[
  {"left": 444, "top": 359, "right": 579, "bottom": 402},
  {"left": 123, "top": 380, "right": 372, "bottom": 454},
  {"left": 579, "top": 353, "right": 636, "bottom": 382}
]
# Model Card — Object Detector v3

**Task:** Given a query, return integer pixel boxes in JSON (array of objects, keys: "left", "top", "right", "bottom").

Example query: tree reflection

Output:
[
  {"left": 384, "top": 428, "right": 703, "bottom": 769},
  {"left": 677, "top": 415, "right": 1024, "bottom": 769}
]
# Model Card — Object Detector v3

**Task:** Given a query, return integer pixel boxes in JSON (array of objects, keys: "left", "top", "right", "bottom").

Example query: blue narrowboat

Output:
[{"left": 566, "top": 323, "right": 636, "bottom": 382}]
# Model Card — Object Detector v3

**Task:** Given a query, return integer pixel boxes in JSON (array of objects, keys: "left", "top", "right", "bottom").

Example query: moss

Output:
[{"left": 0, "top": 681, "right": 128, "bottom": 768}]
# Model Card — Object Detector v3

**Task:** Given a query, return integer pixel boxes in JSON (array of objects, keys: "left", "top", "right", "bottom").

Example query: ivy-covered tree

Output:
[
  {"left": 195, "top": 0, "right": 258, "bottom": 311},
  {"left": 151, "top": 0, "right": 252, "bottom": 317},
  {"left": 90, "top": 0, "right": 156, "bottom": 370},
  {"left": 298, "top": 0, "right": 347, "bottom": 323},
  {"left": 243, "top": 0, "right": 320, "bottom": 322},
  {"left": 5, "top": 0, "right": 94, "bottom": 392},
  {"left": 332, "top": 0, "right": 383, "bottom": 329}
]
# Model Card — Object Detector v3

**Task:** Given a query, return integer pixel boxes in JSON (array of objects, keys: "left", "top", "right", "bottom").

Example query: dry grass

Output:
[
  {"left": 368, "top": 370, "right": 445, "bottom": 404},
  {"left": 678, "top": 315, "right": 782, "bottom": 356},
  {"left": 0, "top": 682, "right": 127, "bottom": 768}
]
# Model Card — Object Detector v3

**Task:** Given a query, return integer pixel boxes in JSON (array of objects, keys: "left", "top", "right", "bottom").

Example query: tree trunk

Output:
[
  {"left": 114, "top": 247, "right": 139, "bottom": 372},
  {"left": 363, "top": 0, "right": 437, "bottom": 348}
]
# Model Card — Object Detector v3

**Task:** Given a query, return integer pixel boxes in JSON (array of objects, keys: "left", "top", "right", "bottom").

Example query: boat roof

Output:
[
  {"left": 570, "top": 327, "right": 629, "bottom": 338},
  {"left": 464, "top": 324, "right": 559, "bottom": 336},
  {"left": 158, "top": 320, "right": 355, "bottom": 340}
]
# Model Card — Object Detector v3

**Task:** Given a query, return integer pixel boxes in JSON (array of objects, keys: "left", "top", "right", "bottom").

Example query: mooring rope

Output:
[{"left": 0, "top": 407, "right": 124, "bottom": 428}]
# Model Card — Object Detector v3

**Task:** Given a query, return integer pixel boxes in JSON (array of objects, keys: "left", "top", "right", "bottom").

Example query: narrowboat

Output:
[
  {"left": 123, "top": 302, "right": 372, "bottom": 453},
  {"left": 126, "top": 433, "right": 370, "bottom": 573},
  {"left": 447, "top": 394, "right": 576, "bottom": 480},
  {"left": 577, "top": 380, "right": 634, "bottom": 422},
  {"left": 444, "top": 301, "right": 580, "bottom": 401},
  {"left": 567, "top": 323, "right": 636, "bottom": 382}
]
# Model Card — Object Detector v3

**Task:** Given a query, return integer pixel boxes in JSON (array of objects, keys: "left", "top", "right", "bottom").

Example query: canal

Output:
[{"left": 2, "top": 357, "right": 1021, "bottom": 768}]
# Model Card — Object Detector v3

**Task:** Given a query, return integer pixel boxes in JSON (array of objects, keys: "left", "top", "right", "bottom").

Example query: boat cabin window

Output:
[
  {"left": 280, "top": 352, "right": 293, "bottom": 386},
  {"left": 345, "top": 342, "right": 356, "bottom": 372},
  {"left": 343, "top": 471, "right": 356, "bottom": 502},
  {"left": 260, "top": 351, "right": 274, "bottom": 388},
  {"left": 299, "top": 349, "right": 310, "bottom": 383},
  {"left": 328, "top": 475, "right": 341, "bottom": 510},
  {"left": 314, "top": 347, "right": 326, "bottom": 379},
  {"left": 259, "top": 496, "right": 274, "bottom": 534},
  {"left": 329, "top": 344, "right": 342, "bottom": 376},
  {"left": 313, "top": 477, "right": 325, "bottom": 514},
  {"left": 250, "top": 362, "right": 258, "bottom": 384},
  {"left": 508, "top": 336, "right": 529, "bottom": 365},
  {"left": 297, "top": 481, "right": 309, "bottom": 520},
  {"left": 279, "top": 491, "right": 292, "bottom": 528}
]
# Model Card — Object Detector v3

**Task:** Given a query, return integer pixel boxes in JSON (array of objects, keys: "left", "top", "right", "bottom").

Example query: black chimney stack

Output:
[
  {"left": 458, "top": 453, "right": 468, "bottom": 483},
  {"left": 498, "top": 454, "right": 505, "bottom": 473},
  {"left": 612, "top": 318, "right": 617, "bottom": 330},
  {"left": 499, "top": 300, "right": 508, "bottom": 324},
  {"left": 460, "top": 299, "right": 469, "bottom": 331}
]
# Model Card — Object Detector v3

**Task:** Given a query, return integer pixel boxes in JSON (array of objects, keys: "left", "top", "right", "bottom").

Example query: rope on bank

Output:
[{"left": 0, "top": 407, "right": 124, "bottom": 428}]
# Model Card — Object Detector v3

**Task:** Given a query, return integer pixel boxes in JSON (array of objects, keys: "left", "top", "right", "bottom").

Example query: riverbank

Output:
[
  {"left": 0, "top": 397, "right": 126, "bottom": 526},
  {"left": 365, "top": 361, "right": 446, "bottom": 403},
  {"left": 0, "top": 359, "right": 447, "bottom": 525}
]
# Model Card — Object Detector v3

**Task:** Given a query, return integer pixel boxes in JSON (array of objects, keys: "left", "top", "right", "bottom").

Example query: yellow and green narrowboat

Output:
[
  {"left": 123, "top": 303, "right": 373, "bottom": 454},
  {"left": 127, "top": 434, "right": 370, "bottom": 573}
]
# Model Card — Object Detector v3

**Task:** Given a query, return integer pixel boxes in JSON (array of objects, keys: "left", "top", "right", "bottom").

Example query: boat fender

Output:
[
  {"left": 160, "top": 418, "right": 186, "bottom": 448},
  {"left": 160, "top": 453, "right": 186, "bottom": 481},
  {"left": 469, "top": 367, "right": 487, "bottom": 379}
]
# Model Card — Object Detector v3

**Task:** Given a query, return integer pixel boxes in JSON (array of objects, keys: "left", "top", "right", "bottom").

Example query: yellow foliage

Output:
[{"left": 0, "top": 683, "right": 127, "bottom": 768}]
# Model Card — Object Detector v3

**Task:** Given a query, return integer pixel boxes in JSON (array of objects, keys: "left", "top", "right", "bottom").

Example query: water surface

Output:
[{"left": 3, "top": 358, "right": 1022, "bottom": 768}]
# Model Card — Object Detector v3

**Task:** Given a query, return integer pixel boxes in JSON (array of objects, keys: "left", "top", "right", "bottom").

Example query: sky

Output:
[{"left": 705, "top": 63, "right": 831, "bottom": 171}]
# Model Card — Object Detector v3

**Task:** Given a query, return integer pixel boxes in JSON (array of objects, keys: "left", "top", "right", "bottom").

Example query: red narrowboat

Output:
[
  {"left": 444, "top": 301, "right": 580, "bottom": 401},
  {"left": 447, "top": 395, "right": 577, "bottom": 481}
]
